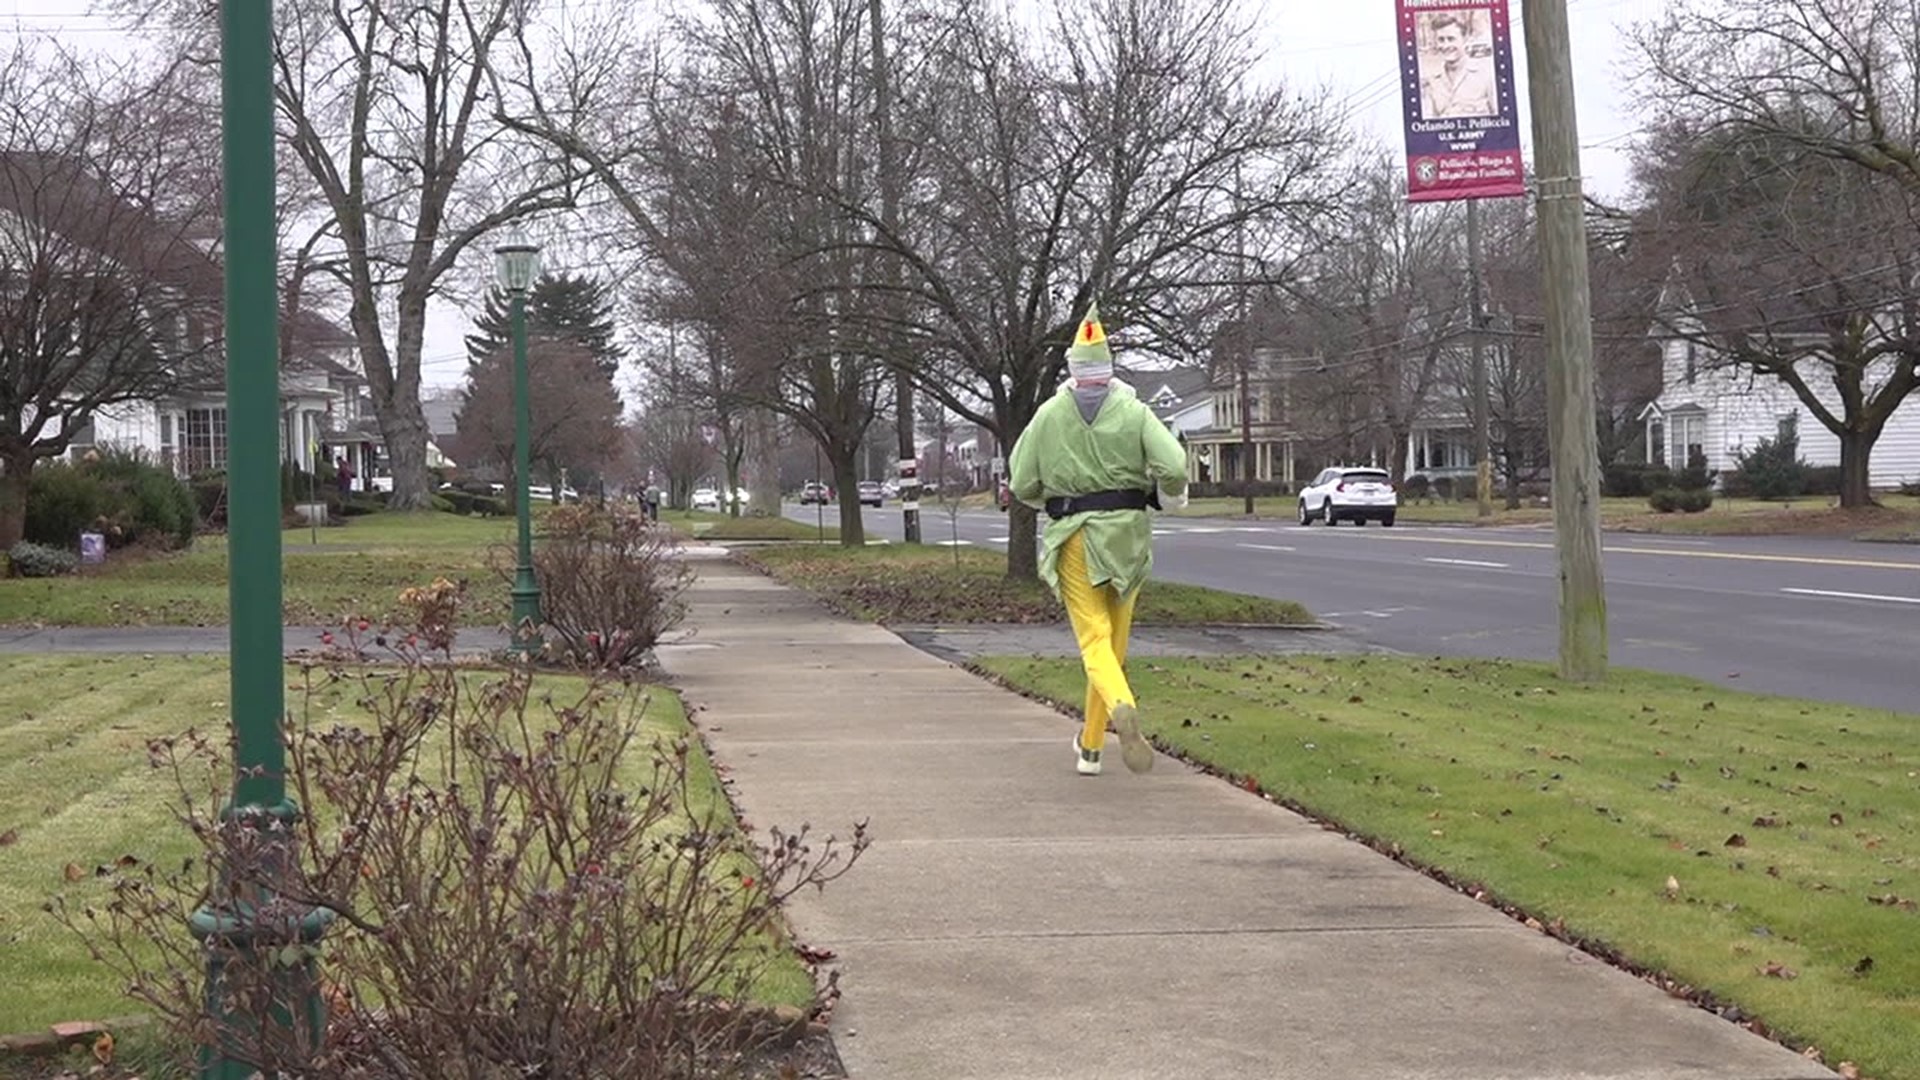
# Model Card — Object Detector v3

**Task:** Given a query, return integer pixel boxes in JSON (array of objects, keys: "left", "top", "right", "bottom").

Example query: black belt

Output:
[{"left": 1044, "top": 488, "right": 1160, "bottom": 520}]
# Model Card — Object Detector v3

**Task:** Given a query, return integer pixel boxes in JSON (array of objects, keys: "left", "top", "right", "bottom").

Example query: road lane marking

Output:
[
  {"left": 1425, "top": 557, "right": 1509, "bottom": 569},
  {"left": 1238, "top": 543, "right": 1297, "bottom": 553},
  {"left": 1782, "top": 587, "right": 1920, "bottom": 605},
  {"left": 1286, "top": 530, "right": 1920, "bottom": 571}
]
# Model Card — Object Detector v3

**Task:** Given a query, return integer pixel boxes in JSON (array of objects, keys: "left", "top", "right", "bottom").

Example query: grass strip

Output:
[
  {"left": 0, "top": 654, "right": 814, "bottom": 1034},
  {"left": 978, "top": 653, "right": 1919, "bottom": 1079},
  {"left": 0, "top": 512, "right": 514, "bottom": 628},
  {"left": 738, "top": 543, "right": 1314, "bottom": 626}
]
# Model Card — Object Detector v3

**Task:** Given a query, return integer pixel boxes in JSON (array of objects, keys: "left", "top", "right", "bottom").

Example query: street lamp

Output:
[
  {"left": 193, "top": 0, "right": 333, "bottom": 1074},
  {"left": 494, "top": 230, "right": 542, "bottom": 653}
]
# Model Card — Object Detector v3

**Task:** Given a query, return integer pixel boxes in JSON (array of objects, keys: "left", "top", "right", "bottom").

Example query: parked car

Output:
[
  {"left": 857, "top": 480, "right": 883, "bottom": 507},
  {"left": 799, "top": 481, "right": 831, "bottom": 505},
  {"left": 691, "top": 487, "right": 721, "bottom": 511},
  {"left": 1297, "top": 466, "right": 1398, "bottom": 526}
]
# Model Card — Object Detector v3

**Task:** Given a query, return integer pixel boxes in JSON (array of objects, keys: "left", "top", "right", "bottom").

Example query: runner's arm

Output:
[
  {"left": 1008, "top": 418, "right": 1046, "bottom": 509},
  {"left": 1142, "top": 410, "right": 1188, "bottom": 508}
]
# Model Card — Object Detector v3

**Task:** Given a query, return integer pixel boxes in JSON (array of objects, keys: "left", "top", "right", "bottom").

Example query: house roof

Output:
[
  {"left": 0, "top": 152, "right": 224, "bottom": 302},
  {"left": 1118, "top": 363, "right": 1211, "bottom": 419}
]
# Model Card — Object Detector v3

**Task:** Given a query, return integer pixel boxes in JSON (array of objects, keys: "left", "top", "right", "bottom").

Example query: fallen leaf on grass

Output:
[
  {"left": 63, "top": 862, "right": 85, "bottom": 882},
  {"left": 93, "top": 1031, "right": 114, "bottom": 1065},
  {"left": 1867, "top": 894, "right": 1917, "bottom": 912},
  {"left": 1664, "top": 875, "right": 1681, "bottom": 899},
  {"left": 1837, "top": 1063, "right": 1861, "bottom": 1079},
  {"left": 1757, "top": 961, "right": 1798, "bottom": 980},
  {"left": 1829, "top": 812, "right": 1845, "bottom": 826},
  {"left": 0, "top": 827, "right": 17, "bottom": 847},
  {"left": 1752, "top": 815, "right": 1782, "bottom": 828},
  {"left": 1724, "top": 833, "right": 1748, "bottom": 847},
  {"left": 1853, "top": 956, "right": 1874, "bottom": 976}
]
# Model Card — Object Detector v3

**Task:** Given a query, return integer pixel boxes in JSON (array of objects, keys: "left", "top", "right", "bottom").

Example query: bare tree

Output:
[
  {"left": 854, "top": 0, "right": 1350, "bottom": 578},
  {"left": 1292, "top": 166, "right": 1469, "bottom": 482},
  {"left": 453, "top": 337, "right": 622, "bottom": 497},
  {"left": 117, "top": 0, "right": 592, "bottom": 510},
  {"left": 1631, "top": 121, "right": 1920, "bottom": 506},
  {"left": 0, "top": 46, "right": 222, "bottom": 548},
  {"left": 1633, "top": 0, "right": 1920, "bottom": 195},
  {"left": 501, "top": 0, "right": 886, "bottom": 544}
]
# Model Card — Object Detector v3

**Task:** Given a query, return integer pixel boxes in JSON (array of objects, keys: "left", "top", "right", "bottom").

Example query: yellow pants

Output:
[{"left": 1058, "top": 531, "right": 1137, "bottom": 752}]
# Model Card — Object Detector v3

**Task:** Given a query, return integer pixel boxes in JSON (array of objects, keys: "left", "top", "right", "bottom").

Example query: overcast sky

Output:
[{"left": 8, "top": 0, "right": 1666, "bottom": 390}]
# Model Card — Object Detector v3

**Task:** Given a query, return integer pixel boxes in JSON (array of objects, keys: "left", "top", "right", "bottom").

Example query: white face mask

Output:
[{"left": 1068, "top": 359, "right": 1112, "bottom": 386}]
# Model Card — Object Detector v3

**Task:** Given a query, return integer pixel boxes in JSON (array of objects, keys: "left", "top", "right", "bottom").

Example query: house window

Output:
[
  {"left": 1778, "top": 412, "right": 1797, "bottom": 444},
  {"left": 1670, "top": 413, "right": 1704, "bottom": 472},
  {"left": 183, "top": 407, "right": 228, "bottom": 474},
  {"left": 1684, "top": 342, "right": 1697, "bottom": 384},
  {"left": 1649, "top": 420, "right": 1666, "bottom": 465}
]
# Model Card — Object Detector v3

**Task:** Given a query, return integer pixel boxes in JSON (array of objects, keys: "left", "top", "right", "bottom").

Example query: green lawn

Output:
[
  {"left": 981, "top": 654, "right": 1920, "bottom": 1079},
  {"left": 738, "top": 543, "right": 1314, "bottom": 626},
  {"left": 0, "top": 655, "right": 816, "bottom": 1036},
  {"left": 661, "top": 509, "right": 840, "bottom": 542},
  {"left": 0, "top": 512, "right": 513, "bottom": 628}
]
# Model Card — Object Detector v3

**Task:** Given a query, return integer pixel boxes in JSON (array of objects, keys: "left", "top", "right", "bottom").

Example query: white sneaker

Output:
[
  {"left": 1074, "top": 734, "right": 1102, "bottom": 776},
  {"left": 1112, "top": 703, "right": 1153, "bottom": 774}
]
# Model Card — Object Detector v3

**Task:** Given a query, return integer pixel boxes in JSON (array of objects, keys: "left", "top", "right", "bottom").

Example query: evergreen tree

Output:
[{"left": 465, "top": 272, "right": 625, "bottom": 380}]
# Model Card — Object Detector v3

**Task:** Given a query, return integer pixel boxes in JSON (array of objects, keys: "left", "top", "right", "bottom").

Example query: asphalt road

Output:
[{"left": 786, "top": 501, "right": 1920, "bottom": 713}]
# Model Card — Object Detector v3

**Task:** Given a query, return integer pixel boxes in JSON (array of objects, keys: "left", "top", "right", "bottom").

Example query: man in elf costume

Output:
[{"left": 1008, "top": 302, "right": 1189, "bottom": 776}]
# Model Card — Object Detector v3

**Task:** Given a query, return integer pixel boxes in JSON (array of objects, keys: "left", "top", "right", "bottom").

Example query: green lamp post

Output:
[
  {"left": 495, "top": 231, "right": 543, "bottom": 653},
  {"left": 191, "top": 0, "right": 333, "bottom": 1074}
]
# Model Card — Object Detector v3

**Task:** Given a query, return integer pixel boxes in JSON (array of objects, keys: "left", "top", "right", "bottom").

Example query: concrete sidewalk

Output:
[{"left": 657, "top": 556, "right": 1836, "bottom": 1080}]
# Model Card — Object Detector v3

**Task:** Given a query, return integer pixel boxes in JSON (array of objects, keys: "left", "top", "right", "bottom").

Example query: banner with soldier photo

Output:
[{"left": 1396, "top": 0, "right": 1525, "bottom": 202}]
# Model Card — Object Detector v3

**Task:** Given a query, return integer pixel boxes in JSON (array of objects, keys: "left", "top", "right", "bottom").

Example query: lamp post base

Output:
[
  {"left": 509, "top": 566, "right": 543, "bottom": 654},
  {"left": 189, "top": 800, "right": 336, "bottom": 1079}
]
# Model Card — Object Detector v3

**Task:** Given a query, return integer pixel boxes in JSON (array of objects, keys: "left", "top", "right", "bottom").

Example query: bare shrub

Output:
[
  {"left": 53, "top": 648, "right": 865, "bottom": 1078},
  {"left": 496, "top": 503, "right": 695, "bottom": 670}
]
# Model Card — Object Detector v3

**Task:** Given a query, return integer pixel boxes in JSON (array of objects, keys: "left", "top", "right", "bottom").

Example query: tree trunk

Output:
[
  {"left": 1387, "top": 423, "right": 1412, "bottom": 483},
  {"left": 1005, "top": 500, "right": 1039, "bottom": 581},
  {"left": 723, "top": 444, "right": 744, "bottom": 519},
  {"left": 380, "top": 290, "right": 434, "bottom": 510},
  {"left": 747, "top": 409, "right": 782, "bottom": 514},
  {"left": 1838, "top": 428, "right": 1875, "bottom": 508},
  {"left": 380, "top": 401, "right": 434, "bottom": 510},
  {"left": 0, "top": 452, "right": 32, "bottom": 550},
  {"left": 830, "top": 444, "right": 865, "bottom": 546}
]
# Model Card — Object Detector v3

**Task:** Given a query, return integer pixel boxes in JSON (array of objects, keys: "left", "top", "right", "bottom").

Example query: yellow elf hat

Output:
[{"left": 1066, "top": 301, "right": 1112, "bottom": 373}]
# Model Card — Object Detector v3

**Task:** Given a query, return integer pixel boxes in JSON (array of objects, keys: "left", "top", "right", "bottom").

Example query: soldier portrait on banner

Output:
[{"left": 1418, "top": 9, "right": 1499, "bottom": 120}]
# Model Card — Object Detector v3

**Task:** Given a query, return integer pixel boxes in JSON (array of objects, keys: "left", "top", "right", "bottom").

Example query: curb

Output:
[{"left": 0, "top": 1015, "right": 150, "bottom": 1059}]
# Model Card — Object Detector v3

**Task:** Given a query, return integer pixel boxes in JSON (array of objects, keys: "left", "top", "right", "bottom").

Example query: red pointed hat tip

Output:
[{"left": 1082, "top": 320, "right": 1096, "bottom": 341}]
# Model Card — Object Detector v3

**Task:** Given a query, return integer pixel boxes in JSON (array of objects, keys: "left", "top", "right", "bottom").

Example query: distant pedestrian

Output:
[
  {"left": 335, "top": 456, "right": 355, "bottom": 499},
  {"left": 645, "top": 484, "right": 661, "bottom": 522},
  {"left": 1008, "top": 301, "right": 1188, "bottom": 777}
]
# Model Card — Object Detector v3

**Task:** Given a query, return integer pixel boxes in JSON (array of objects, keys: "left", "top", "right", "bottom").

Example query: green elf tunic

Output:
[{"left": 1008, "top": 378, "right": 1190, "bottom": 598}]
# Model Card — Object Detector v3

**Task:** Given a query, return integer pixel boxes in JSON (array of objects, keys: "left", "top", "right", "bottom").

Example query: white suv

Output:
[{"left": 1298, "top": 466, "right": 1397, "bottom": 527}]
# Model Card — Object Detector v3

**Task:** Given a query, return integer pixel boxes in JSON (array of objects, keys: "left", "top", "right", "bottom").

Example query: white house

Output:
[
  {"left": 1638, "top": 334, "right": 1920, "bottom": 490},
  {"left": 77, "top": 310, "right": 385, "bottom": 484}
]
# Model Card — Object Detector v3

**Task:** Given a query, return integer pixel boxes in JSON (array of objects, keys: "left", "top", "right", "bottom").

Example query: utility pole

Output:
[
  {"left": 867, "top": 0, "right": 919, "bottom": 543},
  {"left": 1234, "top": 159, "right": 1254, "bottom": 516},
  {"left": 1467, "top": 199, "right": 1493, "bottom": 518},
  {"left": 1522, "top": 0, "right": 1608, "bottom": 681}
]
